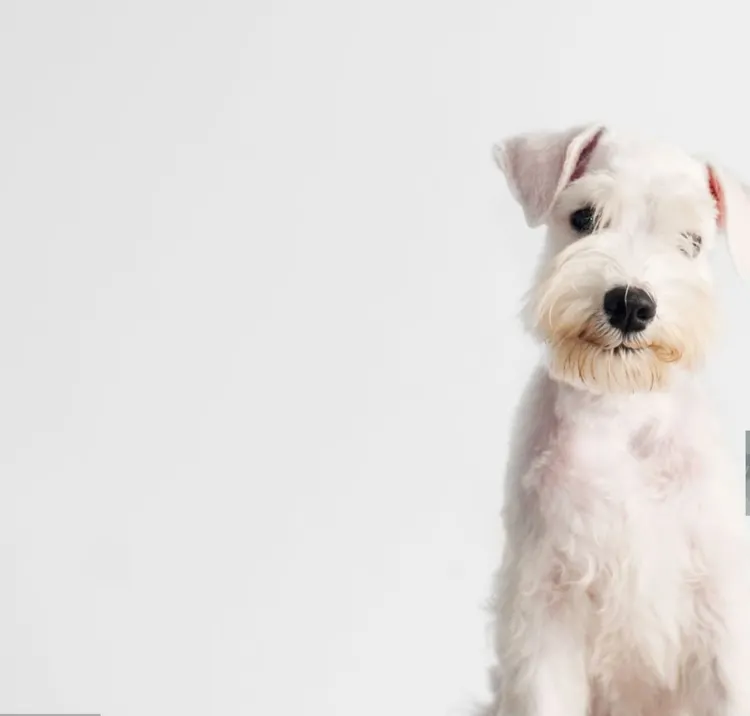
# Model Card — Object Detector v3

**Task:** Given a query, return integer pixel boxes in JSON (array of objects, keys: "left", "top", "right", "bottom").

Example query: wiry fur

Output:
[{"left": 485, "top": 125, "right": 750, "bottom": 716}]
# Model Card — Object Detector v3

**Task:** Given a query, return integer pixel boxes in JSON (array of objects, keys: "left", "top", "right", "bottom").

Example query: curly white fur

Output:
[{"left": 486, "top": 125, "right": 750, "bottom": 716}]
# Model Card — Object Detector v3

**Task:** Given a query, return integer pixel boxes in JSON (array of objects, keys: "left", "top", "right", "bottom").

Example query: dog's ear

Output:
[
  {"left": 493, "top": 124, "right": 605, "bottom": 228},
  {"left": 707, "top": 164, "right": 750, "bottom": 280}
]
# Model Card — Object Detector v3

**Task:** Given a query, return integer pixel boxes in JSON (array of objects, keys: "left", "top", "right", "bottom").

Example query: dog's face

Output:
[{"left": 494, "top": 125, "right": 750, "bottom": 394}]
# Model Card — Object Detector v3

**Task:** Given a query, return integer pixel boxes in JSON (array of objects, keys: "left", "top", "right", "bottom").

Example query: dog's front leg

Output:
[
  {"left": 685, "top": 546, "right": 750, "bottom": 716},
  {"left": 708, "top": 609, "right": 750, "bottom": 716},
  {"left": 495, "top": 595, "right": 588, "bottom": 716}
]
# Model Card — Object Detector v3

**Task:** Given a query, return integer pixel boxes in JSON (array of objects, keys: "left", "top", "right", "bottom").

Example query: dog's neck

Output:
[{"left": 551, "top": 367, "right": 705, "bottom": 433}]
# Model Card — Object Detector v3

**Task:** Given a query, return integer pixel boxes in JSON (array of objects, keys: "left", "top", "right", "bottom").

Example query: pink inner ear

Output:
[
  {"left": 707, "top": 164, "right": 726, "bottom": 229},
  {"left": 570, "top": 128, "right": 604, "bottom": 182}
]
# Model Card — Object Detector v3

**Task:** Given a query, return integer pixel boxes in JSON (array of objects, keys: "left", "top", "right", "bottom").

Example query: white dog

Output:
[{"left": 486, "top": 125, "right": 750, "bottom": 716}]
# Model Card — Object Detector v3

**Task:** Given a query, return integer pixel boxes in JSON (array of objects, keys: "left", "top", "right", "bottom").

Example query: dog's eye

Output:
[
  {"left": 680, "top": 232, "right": 702, "bottom": 257},
  {"left": 569, "top": 205, "right": 597, "bottom": 235}
]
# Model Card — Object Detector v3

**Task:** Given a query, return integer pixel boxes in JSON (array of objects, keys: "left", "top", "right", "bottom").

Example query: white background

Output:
[{"left": 1, "top": 2, "right": 749, "bottom": 715}]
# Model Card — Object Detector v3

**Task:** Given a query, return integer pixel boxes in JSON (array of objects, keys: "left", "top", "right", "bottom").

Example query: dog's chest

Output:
[
  {"left": 556, "top": 391, "right": 708, "bottom": 583},
  {"left": 554, "top": 381, "right": 708, "bottom": 502},
  {"left": 551, "top": 387, "right": 719, "bottom": 689}
]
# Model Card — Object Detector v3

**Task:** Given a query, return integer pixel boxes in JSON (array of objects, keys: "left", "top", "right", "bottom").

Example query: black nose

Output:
[{"left": 603, "top": 286, "right": 656, "bottom": 333}]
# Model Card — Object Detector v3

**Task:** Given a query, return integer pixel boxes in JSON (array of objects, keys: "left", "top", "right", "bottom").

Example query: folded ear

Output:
[
  {"left": 707, "top": 164, "right": 750, "bottom": 280},
  {"left": 493, "top": 124, "right": 605, "bottom": 228}
]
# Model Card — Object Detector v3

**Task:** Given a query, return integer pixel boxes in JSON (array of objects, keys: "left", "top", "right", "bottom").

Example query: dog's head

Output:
[{"left": 494, "top": 124, "right": 750, "bottom": 394}]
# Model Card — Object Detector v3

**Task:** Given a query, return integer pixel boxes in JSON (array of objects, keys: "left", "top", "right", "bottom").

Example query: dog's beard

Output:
[
  {"left": 547, "top": 326, "right": 684, "bottom": 393},
  {"left": 530, "top": 288, "right": 714, "bottom": 394}
]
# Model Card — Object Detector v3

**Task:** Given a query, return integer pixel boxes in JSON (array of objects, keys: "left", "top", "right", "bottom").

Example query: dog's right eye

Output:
[
  {"left": 680, "top": 232, "right": 702, "bottom": 258},
  {"left": 569, "top": 205, "right": 597, "bottom": 235}
]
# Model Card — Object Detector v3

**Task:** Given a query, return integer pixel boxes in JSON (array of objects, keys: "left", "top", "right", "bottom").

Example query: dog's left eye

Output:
[
  {"left": 680, "top": 232, "right": 702, "bottom": 257},
  {"left": 569, "top": 205, "right": 598, "bottom": 235}
]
